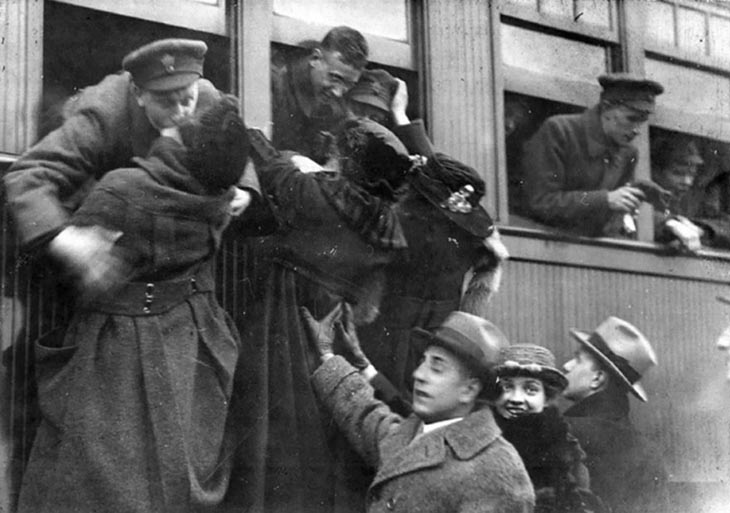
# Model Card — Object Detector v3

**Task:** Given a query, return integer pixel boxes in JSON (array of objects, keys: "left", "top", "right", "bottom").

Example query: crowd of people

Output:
[{"left": 2, "top": 24, "right": 720, "bottom": 513}]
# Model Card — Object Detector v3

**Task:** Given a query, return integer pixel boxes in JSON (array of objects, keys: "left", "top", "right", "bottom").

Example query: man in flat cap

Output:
[
  {"left": 522, "top": 73, "right": 664, "bottom": 237},
  {"left": 3, "top": 38, "right": 260, "bottom": 289},
  {"left": 271, "top": 26, "right": 369, "bottom": 161},
  {"left": 651, "top": 135, "right": 730, "bottom": 251},
  {"left": 561, "top": 317, "right": 669, "bottom": 513}
]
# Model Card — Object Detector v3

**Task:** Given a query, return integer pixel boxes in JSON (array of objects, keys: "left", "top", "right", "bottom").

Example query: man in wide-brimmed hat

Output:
[
  {"left": 562, "top": 317, "right": 669, "bottom": 513},
  {"left": 301, "top": 307, "right": 535, "bottom": 513}
]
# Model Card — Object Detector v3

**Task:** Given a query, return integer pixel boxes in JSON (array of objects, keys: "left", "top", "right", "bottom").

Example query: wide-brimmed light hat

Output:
[{"left": 570, "top": 316, "right": 657, "bottom": 402}]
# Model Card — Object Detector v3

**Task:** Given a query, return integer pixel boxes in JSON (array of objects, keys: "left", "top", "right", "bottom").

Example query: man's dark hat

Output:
[
  {"left": 348, "top": 69, "right": 398, "bottom": 113},
  {"left": 413, "top": 311, "right": 510, "bottom": 378},
  {"left": 598, "top": 73, "right": 664, "bottom": 114},
  {"left": 123, "top": 39, "right": 207, "bottom": 92},
  {"left": 409, "top": 153, "right": 495, "bottom": 238},
  {"left": 570, "top": 316, "right": 657, "bottom": 402}
]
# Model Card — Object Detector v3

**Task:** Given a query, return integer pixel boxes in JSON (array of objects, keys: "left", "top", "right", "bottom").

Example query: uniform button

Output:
[{"left": 386, "top": 497, "right": 396, "bottom": 510}]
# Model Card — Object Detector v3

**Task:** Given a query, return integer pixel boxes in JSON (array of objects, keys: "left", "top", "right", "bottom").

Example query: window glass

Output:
[
  {"left": 501, "top": 24, "right": 608, "bottom": 83},
  {"left": 646, "top": 0, "right": 676, "bottom": 47},
  {"left": 645, "top": 58, "right": 730, "bottom": 119},
  {"left": 273, "top": 0, "right": 408, "bottom": 41},
  {"left": 676, "top": 6, "right": 707, "bottom": 55}
]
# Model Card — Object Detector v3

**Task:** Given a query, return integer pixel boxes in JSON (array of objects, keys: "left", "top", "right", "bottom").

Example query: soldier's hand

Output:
[
  {"left": 229, "top": 187, "right": 252, "bottom": 217},
  {"left": 665, "top": 216, "right": 703, "bottom": 253},
  {"left": 607, "top": 185, "right": 645, "bottom": 212},
  {"left": 49, "top": 225, "right": 126, "bottom": 298},
  {"left": 337, "top": 303, "right": 371, "bottom": 370},
  {"left": 300, "top": 304, "right": 342, "bottom": 362}
]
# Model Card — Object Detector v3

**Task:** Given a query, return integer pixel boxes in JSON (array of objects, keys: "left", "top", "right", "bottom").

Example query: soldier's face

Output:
[
  {"left": 137, "top": 81, "right": 199, "bottom": 130},
  {"left": 310, "top": 49, "right": 361, "bottom": 104},
  {"left": 601, "top": 104, "right": 649, "bottom": 147}
]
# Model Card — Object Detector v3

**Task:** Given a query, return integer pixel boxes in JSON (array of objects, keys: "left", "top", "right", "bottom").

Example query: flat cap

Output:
[
  {"left": 598, "top": 73, "right": 664, "bottom": 114},
  {"left": 123, "top": 38, "right": 207, "bottom": 92}
]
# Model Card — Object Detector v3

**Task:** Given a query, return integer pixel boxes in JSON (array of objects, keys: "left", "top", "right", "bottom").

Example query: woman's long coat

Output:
[
  {"left": 227, "top": 156, "right": 406, "bottom": 513},
  {"left": 17, "top": 139, "right": 241, "bottom": 513}
]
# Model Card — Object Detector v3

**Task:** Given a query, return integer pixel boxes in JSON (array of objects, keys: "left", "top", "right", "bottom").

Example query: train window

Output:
[
  {"left": 646, "top": 0, "right": 730, "bottom": 65},
  {"left": 649, "top": 128, "right": 730, "bottom": 252},
  {"left": 40, "top": 1, "right": 234, "bottom": 140},
  {"left": 504, "top": 92, "right": 583, "bottom": 226}
]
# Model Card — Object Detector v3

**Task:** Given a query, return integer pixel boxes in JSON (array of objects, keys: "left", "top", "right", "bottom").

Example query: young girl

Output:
[{"left": 494, "top": 344, "right": 605, "bottom": 513}]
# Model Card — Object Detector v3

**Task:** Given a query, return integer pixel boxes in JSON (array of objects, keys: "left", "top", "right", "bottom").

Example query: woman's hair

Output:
[
  {"left": 336, "top": 117, "right": 411, "bottom": 198},
  {"left": 179, "top": 94, "right": 250, "bottom": 191}
]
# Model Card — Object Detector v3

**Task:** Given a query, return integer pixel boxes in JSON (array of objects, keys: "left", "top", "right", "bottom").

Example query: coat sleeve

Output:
[
  {"left": 311, "top": 355, "right": 404, "bottom": 469},
  {"left": 523, "top": 119, "right": 611, "bottom": 227},
  {"left": 392, "top": 119, "right": 435, "bottom": 157},
  {"left": 3, "top": 75, "right": 131, "bottom": 249}
]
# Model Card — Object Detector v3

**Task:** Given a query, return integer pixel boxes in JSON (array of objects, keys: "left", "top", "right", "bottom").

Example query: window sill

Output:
[{"left": 498, "top": 224, "right": 730, "bottom": 284}]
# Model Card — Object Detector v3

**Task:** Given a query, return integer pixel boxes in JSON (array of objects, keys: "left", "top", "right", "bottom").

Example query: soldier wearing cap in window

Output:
[
  {"left": 522, "top": 73, "right": 664, "bottom": 237},
  {"left": 4, "top": 38, "right": 261, "bottom": 292},
  {"left": 561, "top": 317, "right": 669, "bottom": 513},
  {"left": 651, "top": 135, "right": 730, "bottom": 251}
]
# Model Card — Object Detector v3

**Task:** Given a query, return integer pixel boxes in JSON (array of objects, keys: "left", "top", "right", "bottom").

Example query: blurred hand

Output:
[
  {"left": 300, "top": 303, "right": 342, "bottom": 361},
  {"left": 49, "top": 225, "right": 125, "bottom": 297},
  {"left": 607, "top": 185, "right": 645, "bottom": 213},
  {"left": 229, "top": 187, "right": 252, "bottom": 217},
  {"left": 337, "top": 303, "right": 371, "bottom": 370},
  {"left": 290, "top": 155, "right": 324, "bottom": 174},
  {"left": 665, "top": 216, "right": 702, "bottom": 252},
  {"left": 390, "top": 78, "right": 410, "bottom": 126}
]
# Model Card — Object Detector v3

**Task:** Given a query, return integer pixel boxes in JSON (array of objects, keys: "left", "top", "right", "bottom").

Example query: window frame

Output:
[{"left": 493, "top": 0, "right": 730, "bottom": 265}]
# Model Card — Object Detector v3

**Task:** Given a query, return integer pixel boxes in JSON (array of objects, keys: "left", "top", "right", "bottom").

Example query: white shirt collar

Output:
[{"left": 421, "top": 417, "right": 463, "bottom": 434}]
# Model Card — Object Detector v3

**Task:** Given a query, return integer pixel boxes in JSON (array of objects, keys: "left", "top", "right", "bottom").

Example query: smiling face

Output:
[
  {"left": 495, "top": 375, "right": 548, "bottom": 419},
  {"left": 600, "top": 103, "right": 649, "bottom": 147},
  {"left": 309, "top": 49, "right": 361, "bottom": 106},
  {"left": 411, "top": 345, "right": 481, "bottom": 424}
]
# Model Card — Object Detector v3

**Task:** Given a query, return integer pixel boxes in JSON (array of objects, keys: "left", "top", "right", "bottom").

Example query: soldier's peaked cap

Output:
[
  {"left": 598, "top": 73, "right": 664, "bottom": 114},
  {"left": 123, "top": 39, "right": 207, "bottom": 92}
]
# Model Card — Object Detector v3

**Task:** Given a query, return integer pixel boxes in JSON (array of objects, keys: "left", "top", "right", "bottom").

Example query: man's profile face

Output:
[
  {"left": 601, "top": 104, "right": 649, "bottom": 147},
  {"left": 562, "top": 347, "right": 601, "bottom": 401},
  {"left": 411, "top": 345, "right": 477, "bottom": 424},
  {"left": 136, "top": 81, "right": 199, "bottom": 130},
  {"left": 310, "top": 49, "right": 361, "bottom": 105}
]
